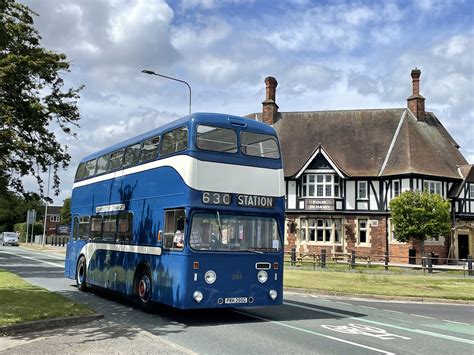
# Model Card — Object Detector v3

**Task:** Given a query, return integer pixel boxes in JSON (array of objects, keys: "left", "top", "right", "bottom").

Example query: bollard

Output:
[
  {"left": 351, "top": 251, "right": 355, "bottom": 270},
  {"left": 291, "top": 247, "right": 296, "bottom": 266},
  {"left": 313, "top": 254, "right": 316, "bottom": 270},
  {"left": 468, "top": 256, "right": 473, "bottom": 276},
  {"left": 321, "top": 249, "right": 326, "bottom": 269},
  {"left": 62, "top": 237, "right": 65, "bottom": 247},
  {"left": 427, "top": 256, "right": 433, "bottom": 274},
  {"left": 384, "top": 253, "right": 389, "bottom": 272}
]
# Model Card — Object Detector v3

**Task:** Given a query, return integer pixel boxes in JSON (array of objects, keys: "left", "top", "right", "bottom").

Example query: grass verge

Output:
[
  {"left": 0, "top": 269, "right": 94, "bottom": 327},
  {"left": 284, "top": 268, "right": 474, "bottom": 300}
]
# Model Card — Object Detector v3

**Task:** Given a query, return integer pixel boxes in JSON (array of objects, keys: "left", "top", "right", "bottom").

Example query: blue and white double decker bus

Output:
[{"left": 65, "top": 113, "right": 285, "bottom": 310}]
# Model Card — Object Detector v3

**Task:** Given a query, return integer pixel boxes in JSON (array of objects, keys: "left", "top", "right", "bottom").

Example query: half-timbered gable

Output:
[{"left": 247, "top": 69, "right": 473, "bottom": 262}]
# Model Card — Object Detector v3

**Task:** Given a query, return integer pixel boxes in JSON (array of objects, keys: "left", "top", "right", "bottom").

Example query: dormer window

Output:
[{"left": 302, "top": 174, "right": 341, "bottom": 198}]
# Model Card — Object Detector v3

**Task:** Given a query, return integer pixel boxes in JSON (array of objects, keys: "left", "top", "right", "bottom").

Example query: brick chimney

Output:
[
  {"left": 407, "top": 68, "right": 426, "bottom": 121},
  {"left": 262, "top": 76, "right": 279, "bottom": 125}
]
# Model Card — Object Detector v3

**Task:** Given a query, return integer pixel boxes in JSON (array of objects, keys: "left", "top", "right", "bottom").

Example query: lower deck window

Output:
[
  {"left": 75, "top": 213, "right": 133, "bottom": 242},
  {"left": 163, "top": 209, "right": 186, "bottom": 251}
]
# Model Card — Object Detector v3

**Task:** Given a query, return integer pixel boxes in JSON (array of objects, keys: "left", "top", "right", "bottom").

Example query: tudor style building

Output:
[{"left": 247, "top": 70, "right": 474, "bottom": 263}]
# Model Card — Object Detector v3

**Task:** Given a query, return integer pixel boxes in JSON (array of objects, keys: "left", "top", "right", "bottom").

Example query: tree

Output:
[
  {"left": 389, "top": 191, "right": 451, "bottom": 258},
  {"left": 0, "top": 190, "right": 43, "bottom": 231},
  {"left": 0, "top": 1, "right": 83, "bottom": 197},
  {"left": 60, "top": 197, "right": 71, "bottom": 225}
]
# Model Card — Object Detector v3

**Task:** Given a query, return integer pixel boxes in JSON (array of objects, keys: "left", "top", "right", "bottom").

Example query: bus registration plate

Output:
[{"left": 224, "top": 297, "right": 248, "bottom": 304}]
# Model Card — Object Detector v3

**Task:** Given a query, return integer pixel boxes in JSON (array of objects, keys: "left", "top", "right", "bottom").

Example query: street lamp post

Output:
[
  {"left": 141, "top": 69, "right": 192, "bottom": 116},
  {"left": 41, "top": 164, "right": 51, "bottom": 246}
]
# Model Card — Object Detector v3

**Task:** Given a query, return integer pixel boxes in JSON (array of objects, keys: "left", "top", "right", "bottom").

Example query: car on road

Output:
[{"left": 0, "top": 232, "right": 19, "bottom": 246}]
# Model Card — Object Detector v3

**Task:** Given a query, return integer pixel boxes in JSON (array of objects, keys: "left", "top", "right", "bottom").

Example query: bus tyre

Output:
[
  {"left": 76, "top": 256, "right": 88, "bottom": 292},
  {"left": 135, "top": 268, "right": 153, "bottom": 312}
]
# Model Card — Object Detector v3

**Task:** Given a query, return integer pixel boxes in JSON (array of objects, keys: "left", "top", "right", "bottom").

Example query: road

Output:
[{"left": 1, "top": 246, "right": 473, "bottom": 354}]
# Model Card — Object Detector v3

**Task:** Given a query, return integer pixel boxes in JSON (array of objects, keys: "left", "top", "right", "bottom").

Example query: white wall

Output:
[
  {"left": 346, "top": 181, "right": 355, "bottom": 210},
  {"left": 288, "top": 181, "right": 296, "bottom": 209},
  {"left": 370, "top": 181, "right": 379, "bottom": 210}
]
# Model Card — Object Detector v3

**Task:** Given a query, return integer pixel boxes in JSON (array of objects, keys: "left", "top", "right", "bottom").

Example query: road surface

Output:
[{"left": 0, "top": 246, "right": 473, "bottom": 354}]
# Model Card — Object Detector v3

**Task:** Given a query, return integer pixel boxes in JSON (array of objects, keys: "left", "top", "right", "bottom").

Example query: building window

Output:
[
  {"left": 50, "top": 215, "right": 60, "bottom": 222},
  {"left": 423, "top": 180, "right": 441, "bottom": 195},
  {"left": 316, "top": 219, "right": 324, "bottom": 241},
  {"left": 302, "top": 174, "right": 341, "bottom": 198},
  {"left": 393, "top": 180, "right": 400, "bottom": 197},
  {"left": 358, "top": 181, "right": 368, "bottom": 199},
  {"left": 334, "top": 219, "right": 342, "bottom": 244},
  {"left": 470, "top": 184, "right": 474, "bottom": 199},
  {"left": 300, "top": 218, "right": 341, "bottom": 244},
  {"left": 358, "top": 219, "right": 368, "bottom": 244}
]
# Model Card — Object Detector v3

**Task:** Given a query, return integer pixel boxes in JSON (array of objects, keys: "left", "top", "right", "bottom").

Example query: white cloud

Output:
[
  {"left": 107, "top": 0, "right": 173, "bottom": 43},
  {"left": 170, "top": 18, "right": 231, "bottom": 51}
]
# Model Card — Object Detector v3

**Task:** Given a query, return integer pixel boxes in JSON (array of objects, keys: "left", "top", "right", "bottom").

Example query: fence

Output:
[
  {"left": 285, "top": 248, "right": 474, "bottom": 277},
  {"left": 31, "top": 235, "right": 68, "bottom": 247}
]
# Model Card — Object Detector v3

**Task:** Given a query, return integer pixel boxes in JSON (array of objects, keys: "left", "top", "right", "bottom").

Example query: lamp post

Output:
[
  {"left": 41, "top": 164, "right": 51, "bottom": 246},
  {"left": 141, "top": 69, "right": 192, "bottom": 116}
]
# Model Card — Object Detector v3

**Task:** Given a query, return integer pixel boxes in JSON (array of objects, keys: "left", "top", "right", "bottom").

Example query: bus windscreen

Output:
[{"left": 190, "top": 213, "right": 281, "bottom": 252}]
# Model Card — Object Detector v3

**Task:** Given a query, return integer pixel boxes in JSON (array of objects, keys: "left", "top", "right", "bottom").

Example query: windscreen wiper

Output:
[{"left": 216, "top": 211, "right": 224, "bottom": 241}]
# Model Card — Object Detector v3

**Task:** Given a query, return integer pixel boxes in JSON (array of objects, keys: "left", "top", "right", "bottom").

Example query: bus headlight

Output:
[
  {"left": 205, "top": 270, "right": 217, "bottom": 284},
  {"left": 193, "top": 291, "right": 203, "bottom": 303},
  {"left": 269, "top": 290, "right": 278, "bottom": 300},
  {"left": 257, "top": 270, "right": 268, "bottom": 283}
]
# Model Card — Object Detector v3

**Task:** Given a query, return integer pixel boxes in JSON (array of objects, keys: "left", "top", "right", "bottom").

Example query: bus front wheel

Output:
[
  {"left": 76, "top": 256, "right": 88, "bottom": 292},
  {"left": 134, "top": 268, "right": 153, "bottom": 312}
]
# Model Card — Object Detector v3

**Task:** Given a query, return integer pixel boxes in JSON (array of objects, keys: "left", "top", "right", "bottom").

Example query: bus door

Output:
[{"left": 66, "top": 215, "right": 90, "bottom": 278}]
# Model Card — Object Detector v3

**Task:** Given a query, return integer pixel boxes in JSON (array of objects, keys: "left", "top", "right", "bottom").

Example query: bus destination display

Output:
[{"left": 202, "top": 191, "right": 231, "bottom": 205}]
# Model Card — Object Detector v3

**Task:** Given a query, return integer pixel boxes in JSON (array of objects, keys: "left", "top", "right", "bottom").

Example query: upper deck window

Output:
[
  {"left": 160, "top": 127, "right": 188, "bottom": 156},
  {"left": 108, "top": 149, "right": 124, "bottom": 171},
  {"left": 241, "top": 132, "right": 280, "bottom": 159},
  {"left": 123, "top": 143, "right": 141, "bottom": 168},
  {"left": 196, "top": 125, "right": 237, "bottom": 153},
  {"left": 75, "top": 163, "right": 86, "bottom": 181},
  {"left": 96, "top": 154, "right": 109, "bottom": 175},
  {"left": 140, "top": 136, "right": 160, "bottom": 162},
  {"left": 83, "top": 159, "right": 97, "bottom": 179}
]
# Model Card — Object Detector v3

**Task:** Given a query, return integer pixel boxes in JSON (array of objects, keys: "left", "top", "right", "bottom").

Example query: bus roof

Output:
[{"left": 80, "top": 112, "right": 277, "bottom": 163}]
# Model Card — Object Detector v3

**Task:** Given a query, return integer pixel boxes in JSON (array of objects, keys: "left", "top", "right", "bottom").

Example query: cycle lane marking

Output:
[
  {"left": 233, "top": 310, "right": 395, "bottom": 355},
  {"left": 284, "top": 301, "right": 474, "bottom": 345}
]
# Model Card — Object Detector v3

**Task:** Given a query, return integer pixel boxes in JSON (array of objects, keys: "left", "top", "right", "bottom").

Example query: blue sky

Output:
[{"left": 21, "top": 0, "right": 473, "bottom": 204}]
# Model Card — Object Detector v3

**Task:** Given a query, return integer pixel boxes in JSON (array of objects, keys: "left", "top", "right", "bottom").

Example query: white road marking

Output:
[
  {"left": 284, "top": 302, "right": 474, "bottom": 345},
  {"left": 384, "top": 310, "right": 403, "bottom": 314},
  {"left": 321, "top": 323, "right": 411, "bottom": 340},
  {"left": 234, "top": 310, "right": 395, "bottom": 355},
  {"left": 410, "top": 314, "right": 436, "bottom": 320},
  {"left": 18, "top": 248, "right": 65, "bottom": 260},
  {"left": 0, "top": 250, "right": 63, "bottom": 268},
  {"left": 359, "top": 305, "right": 376, "bottom": 310},
  {"left": 443, "top": 320, "right": 470, "bottom": 326}
]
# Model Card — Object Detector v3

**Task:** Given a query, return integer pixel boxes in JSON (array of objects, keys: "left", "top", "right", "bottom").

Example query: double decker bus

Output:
[{"left": 65, "top": 113, "right": 285, "bottom": 310}]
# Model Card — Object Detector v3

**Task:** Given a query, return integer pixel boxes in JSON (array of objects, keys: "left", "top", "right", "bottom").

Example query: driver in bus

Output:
[{"left": 174, "top": 229, "right": 184, "bottom": 249}]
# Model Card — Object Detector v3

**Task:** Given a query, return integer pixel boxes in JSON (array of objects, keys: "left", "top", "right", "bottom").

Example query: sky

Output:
[{"left": 20, "top": 0, "right": 473, "bottom": 205}]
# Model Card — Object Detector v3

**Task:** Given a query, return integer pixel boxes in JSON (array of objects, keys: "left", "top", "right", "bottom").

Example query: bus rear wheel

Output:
[
  {"left": 135, "top": 268, "right": 153, "bottom": 312},
  {"left": 76, "top": 256, "right": 88, "bottom": 291}
]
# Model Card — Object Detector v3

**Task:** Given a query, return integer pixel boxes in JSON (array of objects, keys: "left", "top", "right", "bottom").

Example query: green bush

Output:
[{"left": 13, "top": 222, "right": 43, "bottom": 242}]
